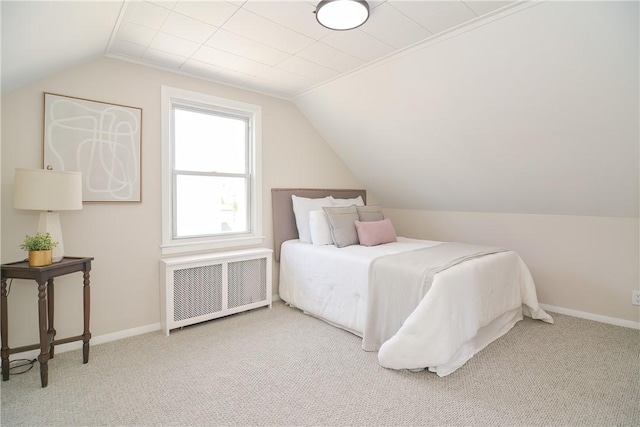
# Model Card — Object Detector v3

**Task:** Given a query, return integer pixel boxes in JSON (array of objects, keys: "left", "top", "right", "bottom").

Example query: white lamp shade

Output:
[
  {"left": 316, "top": 0, "right": 369, "bottom": 31},
  {"left": 14, "top": 168, "right": 83, "bottom": 211}
]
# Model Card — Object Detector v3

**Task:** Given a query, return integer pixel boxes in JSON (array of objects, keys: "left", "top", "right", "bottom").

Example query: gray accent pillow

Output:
[
  {"left": 356, "top": 205, "right": 384, "bottom": 222},
  {"left": 322, "top": 205, "right": 359, "bottom": 248}
]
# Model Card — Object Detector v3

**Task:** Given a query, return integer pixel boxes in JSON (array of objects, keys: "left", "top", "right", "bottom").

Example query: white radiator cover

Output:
[{"left": 160, "top": 248, "right": 272, "bottom": 335}]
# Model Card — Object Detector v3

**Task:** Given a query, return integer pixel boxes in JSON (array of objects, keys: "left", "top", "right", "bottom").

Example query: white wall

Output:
[
  {"left": 384, "top": 209, "right": 639, "bottom": 325},
  {"left": 295, "top": 1, "right": 639, "bottom": 325},
  {"left": 1, "top": 57, "right": 362, "bottom": 347},
  {"left": 295, "top": 1, "right": 639, "bottom": 218}
]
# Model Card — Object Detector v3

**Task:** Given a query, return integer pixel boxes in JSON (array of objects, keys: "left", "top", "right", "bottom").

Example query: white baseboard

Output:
[
  {"left": 8, "top": 301, "right": 636, "bottom": 361},
  {"left": 9, "top": 323, "right": 161, "bottom": 361},
  {"left": 9, "top": 298, "right": 285, "bottom": 362},
  {"left": 540, "top": 304, "right": 640, "bottom": 330}
]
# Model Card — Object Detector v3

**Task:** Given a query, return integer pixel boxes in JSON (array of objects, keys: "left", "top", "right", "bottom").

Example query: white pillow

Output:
[
  {"left": 331, "top": 196, "right": 364, "bottom": 207},
  {"left": 292, "top": 195, "right": 332, "bottom": 244},
  {"left": 309, "top": 210, "right": 334, "bottom": 246}
]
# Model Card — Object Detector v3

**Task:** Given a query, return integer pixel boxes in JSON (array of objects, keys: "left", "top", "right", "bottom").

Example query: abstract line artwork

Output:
[{"left": 43, "top": 93, "right": 142, "bottom": 202}]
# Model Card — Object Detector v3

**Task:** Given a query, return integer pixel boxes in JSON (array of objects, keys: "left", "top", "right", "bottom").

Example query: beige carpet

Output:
[{"left": 1, "top": 301, "right": 639, "bottom": 426}]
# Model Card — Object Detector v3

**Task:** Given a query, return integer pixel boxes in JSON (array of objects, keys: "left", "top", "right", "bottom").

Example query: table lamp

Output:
[{"left": 13, "top": 168, "right": 83, "bottom": 262}]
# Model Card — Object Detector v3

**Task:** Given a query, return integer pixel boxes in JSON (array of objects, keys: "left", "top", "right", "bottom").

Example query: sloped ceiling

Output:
[
  {"left": 2, "top": 1, "right": 637, "bottom": 218},
  {"left": 1, "top": 1, "right": 124, "bottom": 94},
  {"left": 106, "top": 0, "right": 515, "bottom": 97},
  {"left": 1, "top": 0, "right": 521, "bottom": 98},
  {"left": 294, "top": 1, "right": 639, "bottom": 218}
]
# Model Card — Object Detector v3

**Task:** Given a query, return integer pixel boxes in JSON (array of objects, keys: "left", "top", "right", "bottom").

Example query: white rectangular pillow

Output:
[
  {"left": 309, "top": 210, "right": 334, "bottom": 246},
  {"left": 292, "top": 195, "right": 333, "bottom": 244}
]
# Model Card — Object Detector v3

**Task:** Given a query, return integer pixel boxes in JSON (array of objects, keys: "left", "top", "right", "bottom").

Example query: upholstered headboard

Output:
[{"left": 271, "top": 188, "right": 367, "bottom": 261}]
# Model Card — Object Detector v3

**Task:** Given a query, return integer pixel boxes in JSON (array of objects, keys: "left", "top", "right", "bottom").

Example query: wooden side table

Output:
[{"left": 0, "top": 256, "right": 94, "bottom": 387}]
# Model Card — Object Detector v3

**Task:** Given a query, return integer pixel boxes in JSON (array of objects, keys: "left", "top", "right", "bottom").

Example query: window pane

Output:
[
  {"left": 174, "top": 108, "right": 247, "bottom": 174},
  {"left": 175, "top": 175, "right": 248, "bottom": 238}
]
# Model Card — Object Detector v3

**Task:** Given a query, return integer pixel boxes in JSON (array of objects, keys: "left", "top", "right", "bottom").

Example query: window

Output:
[{"left": 161, "top": 86, "right": 263, "bottom": 255}]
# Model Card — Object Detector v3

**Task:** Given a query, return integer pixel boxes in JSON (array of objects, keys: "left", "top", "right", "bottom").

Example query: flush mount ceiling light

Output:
[{"left": 315, "top": 0, "right": 370, "bottom": 31}]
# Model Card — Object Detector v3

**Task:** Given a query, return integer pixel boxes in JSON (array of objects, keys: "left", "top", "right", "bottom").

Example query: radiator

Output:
[{"left": 160, "top": 248, "right": 272, "bottom": 335}]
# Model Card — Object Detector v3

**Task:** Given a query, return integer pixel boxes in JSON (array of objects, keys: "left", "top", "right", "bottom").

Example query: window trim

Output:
[{"left": 161, "top": 86, "right": 263, "bottom": 255}]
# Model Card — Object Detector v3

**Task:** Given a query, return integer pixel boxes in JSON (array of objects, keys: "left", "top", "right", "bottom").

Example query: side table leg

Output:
[
  {"left": 82, "top": 270, "right": 91, "bottom": 364},
  {"left": 37, "top": 280, "right": 50, "bottom": 388},
  {"left": 47, "top": 278, "right": 56, "bottom": 358},
  {"left": 1, "top": 278, "right": 9, "bottom": 381}
]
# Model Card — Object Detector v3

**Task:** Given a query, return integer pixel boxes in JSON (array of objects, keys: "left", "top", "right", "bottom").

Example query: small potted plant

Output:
[{"left": 20, "top": 232, "right": 58, "bottom": 267}]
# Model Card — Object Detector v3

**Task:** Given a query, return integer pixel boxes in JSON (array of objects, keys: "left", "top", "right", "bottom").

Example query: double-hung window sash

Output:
[{"left": 171, "top": 105, "right": 251, "bottom": 239}]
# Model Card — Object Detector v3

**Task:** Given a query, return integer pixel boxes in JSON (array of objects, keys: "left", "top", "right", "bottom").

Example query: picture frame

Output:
[{"left": 43, "top": 92, "right": 142, "bottom": 202}]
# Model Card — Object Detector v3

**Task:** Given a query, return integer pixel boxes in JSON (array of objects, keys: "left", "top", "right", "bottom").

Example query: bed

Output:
[{"left": 272, "top": 188, "right": 553, "bottom": 377}]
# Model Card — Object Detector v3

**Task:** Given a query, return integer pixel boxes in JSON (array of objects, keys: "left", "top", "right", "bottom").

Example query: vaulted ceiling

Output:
[
  {"left": 2, "top": 1, "right": 638, "bottom": 218},
  {"left": 2, "top": 0, "right": 516, "bottom": 97},
  {"left": 107, "top": 0, "right": 515, "bottom": 97}
]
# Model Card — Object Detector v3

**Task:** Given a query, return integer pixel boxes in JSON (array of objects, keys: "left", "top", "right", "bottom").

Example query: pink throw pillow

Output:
[{"left": 355, "top": 219, "right": 397, "bottom": 247}]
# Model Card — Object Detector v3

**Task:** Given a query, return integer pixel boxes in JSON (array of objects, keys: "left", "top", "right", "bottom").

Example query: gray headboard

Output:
[{"left": 271, "top": 188, "right": 367, "bottom": 262}]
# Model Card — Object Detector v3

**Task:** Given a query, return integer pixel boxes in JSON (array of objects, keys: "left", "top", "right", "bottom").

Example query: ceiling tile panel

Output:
[
  {"left": 360, "top": 2, "right": 433, "bottom": 49},
  {"left": 384, "top": 24, "right": 433, "bottom": 50},
  {"left": 389, "top": 1, "right": 478, "bottom": 34},
  {"left": 123, "top": 1, "right": 170, "bottom": 29},
  {"left": 261, "top": 77, "right": 313, "bottom": 95},
  {"left": 304, "top": 0, "right": 387, "bottom": 8},
  {"left": 226, "top": 55, "right": 273, "bottom": 77},
  {"left": 321, "top": 29, "right": 395, "bottom": 62},
  {"left": 260, "top": 67, "right": 315, "bottom": 89},
  {"left": 205, "top": 29, "right": 289, "bottom": 66},
  {"left": 160, "top": 12, "right": 218, "bottom": 43},
  {"left": 242, "top": 43, "right": 290, "bottom": 67},
  {"left": 367, "top": 0, "right": 388, "bottom": 9},
  {"left": 116, "top": 22, "right": 157, "bottom": 46},
  {"left": 172, "top": 0, "right": 239, "bottom": 27},
  {"left": 179, "top": 59, "right": 223, "bottom": 78},
  {"left": 191, "top": 45, "right": 239, "bottom": 68},
  {"left": 142, "top": 48, "right": 187, "bottom": 68},
  {"left": 463, "top": 1, "right": 516, "bottom": 16},
  {"left": 214, "top": 67, "right": 252, "bottom": 85},
  {"left": 226, "top": 1, "right": 247, "bottom": 7},
  {"left": 222, "top": 9, "right": 315, "bottom": 55},
  {"left": 296, "top": 41, "right": 366, "bottom": 74},
  {"left": 240, "top": 76, "right": 290, "bottom": 95},
  {"left": 150, "top": 32, "right": 201, "bottom": 57},
  {"left": 276, "top": 56, "right": 338, "bottom": 82},
  {"left": 241, "top": 0, "right": 331, "bottom": 40},
  {"left": 110, "top": 40, "right": 147, "bottom": 58},
  {"left": 146, "top": 1, "right": 178, "bottom": 11},
  {"left": 206, "top": 29, "right": 255, "bottom": 55}
]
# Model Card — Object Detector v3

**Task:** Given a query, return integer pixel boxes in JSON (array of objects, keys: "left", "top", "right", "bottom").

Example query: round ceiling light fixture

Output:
[{"left": 315, "top": 0, "right": 370, "bottom": 31}]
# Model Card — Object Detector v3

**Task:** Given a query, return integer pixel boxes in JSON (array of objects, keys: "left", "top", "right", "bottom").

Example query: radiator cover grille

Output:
[
  {"left": 228, "top": 258, "right": 267, "bottom": 308},
  {"left": 173, "top": 264, "right": 223, "bottom": 321}
]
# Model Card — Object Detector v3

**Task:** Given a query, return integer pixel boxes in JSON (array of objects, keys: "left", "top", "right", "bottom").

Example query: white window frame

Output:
[{"left": 161, "top": 86, "right": 263, "bottom": 255}]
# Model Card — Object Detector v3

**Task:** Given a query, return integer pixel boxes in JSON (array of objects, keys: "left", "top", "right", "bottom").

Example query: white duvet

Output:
[{"left": 279, "top": 237, "right": 553, "bottom": 376}]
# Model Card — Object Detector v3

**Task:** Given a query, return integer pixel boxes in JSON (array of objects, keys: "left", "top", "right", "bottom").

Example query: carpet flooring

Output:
[{"left": 1, "top": 301, "right": 639, "bottom": 426}]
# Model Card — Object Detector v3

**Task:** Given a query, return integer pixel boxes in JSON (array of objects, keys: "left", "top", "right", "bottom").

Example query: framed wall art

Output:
[{"left": 43, "top": 92, "right": 142, "bottom": 202}]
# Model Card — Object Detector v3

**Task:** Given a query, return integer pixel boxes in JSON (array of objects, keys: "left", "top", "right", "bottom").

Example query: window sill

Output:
[{"left": 161, "top": 236, "right": 266, "bottom": 256}]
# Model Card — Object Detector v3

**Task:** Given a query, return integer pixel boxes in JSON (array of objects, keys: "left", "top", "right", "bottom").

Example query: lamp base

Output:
[{"left": 38, "top": 212, "right": 65, "bottom": 262}]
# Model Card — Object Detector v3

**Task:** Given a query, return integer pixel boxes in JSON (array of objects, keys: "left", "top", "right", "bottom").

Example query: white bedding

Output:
[{"left": 279, "top": 237, "right": 553, "bottom": 376}]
